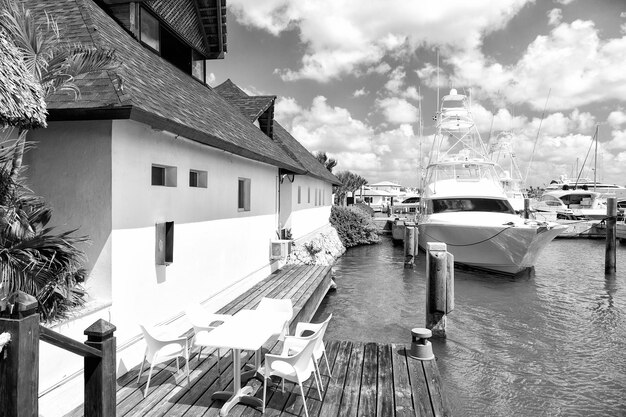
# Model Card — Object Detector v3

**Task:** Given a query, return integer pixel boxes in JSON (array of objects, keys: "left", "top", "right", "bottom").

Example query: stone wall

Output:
[{"left": 286, "top": 226, "right": 346, "bottom": 266}]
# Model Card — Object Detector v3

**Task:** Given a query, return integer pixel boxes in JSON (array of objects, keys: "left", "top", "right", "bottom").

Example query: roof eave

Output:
[{"left": 47, "top": 106, "right": 306, "bottom": 174}]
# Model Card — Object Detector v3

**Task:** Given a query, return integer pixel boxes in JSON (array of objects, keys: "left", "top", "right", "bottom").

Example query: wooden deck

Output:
[{"left": 66, "top": 265, "right": 450, "bottom": 417}]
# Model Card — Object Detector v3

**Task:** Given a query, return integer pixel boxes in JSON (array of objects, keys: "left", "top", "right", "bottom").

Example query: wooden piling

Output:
[
  {"left": 403, "top": 222, "right": 418, "bottom": 268},
  {"left": 425, "top": 242, "right": 454, "bottom": 338},
  {"left": 606, "top": 197, "right": 617, "bottom": 274},
  {"left": 524, "top": 198, "right": 531, "bottom": 219}
]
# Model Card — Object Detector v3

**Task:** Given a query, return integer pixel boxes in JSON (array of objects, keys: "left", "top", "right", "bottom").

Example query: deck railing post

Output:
[
  {"left": 606, "top": 197, "right": 617, "bottom": 274},
  {"left": 0, "top": 292, "right": 39, "bottom": 417},
  {"left": 404, "top": 222, "right": 418, "bottom": 268},
  {"left": 425, "top": 243, "right": 454, "bottom": 338},
  {"left": 83, "top": 319, "right": 117, "bottom": 417}
]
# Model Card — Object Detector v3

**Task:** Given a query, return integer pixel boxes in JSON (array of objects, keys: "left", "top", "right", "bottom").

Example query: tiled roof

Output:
[
  {"left": 23, "top": 0, "right": 304, "bottom": 173},
  {"left": 147, "top": 0, "right": 207, "bottom": 56},
  {"left": 213, "top": 81, "right": 275, "bottom": 122},
  {"left": 214, "top": 79, "right": 341, "bottom": 185}
]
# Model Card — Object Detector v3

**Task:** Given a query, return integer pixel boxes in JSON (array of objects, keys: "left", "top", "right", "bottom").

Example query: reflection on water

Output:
[{"left": 313, "top": 237, "right": 626, "bottom": 417}]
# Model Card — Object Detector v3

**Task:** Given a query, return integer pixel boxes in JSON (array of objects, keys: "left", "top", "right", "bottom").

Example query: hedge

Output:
[{"left": 330, "top": 205, "right": 380, "bottom": 248}]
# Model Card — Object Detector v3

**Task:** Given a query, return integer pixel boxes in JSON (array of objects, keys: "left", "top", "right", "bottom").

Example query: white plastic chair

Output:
[
  {"left": 292, "top": 314, "right": 333, "bottom": 378},
  {"left": 256, "top": 297, "right": 293, "bottom": 340},
  {"left": 137, "top": 324, "right": 190, "bottom": 397},
  {"left": 262, "top": 337, "right": 320, "bottom": 417},
  {"left": 184, "top": 304, "right": 232, "bottom": 373}
]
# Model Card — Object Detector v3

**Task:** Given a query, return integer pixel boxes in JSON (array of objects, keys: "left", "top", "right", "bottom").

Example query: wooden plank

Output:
[
  {"left": 376, "top": 343, "right": 394, "bottom": 417},
  {"left": 337, "top": 342, "right": 364, "bottom": 417},
  {"left": 298, "top": 335, "right": 341, "bottom": 417},
  {"left": 127, "top": 352, "right": 224, "bottom": 417},
  {"left": 317, "top": 340, "right": 352, "bottom": 417},
  {"left": 275, "top": 333, "right": 341, "bottom": 417},
  {"left": 422, "top": 359, "right": 451, "bottom": 417},
  {"left": 391, "top": 344, "right": 417, "bottom": 417},
  {"left": 406, "top": 354, "right": 434, "bottom": 417},
  {"left": 218, "top": 267, "right": 300, "bottom": 314},
  {"left": 358, "top": 342, "right": 378, "bottom": 417}
]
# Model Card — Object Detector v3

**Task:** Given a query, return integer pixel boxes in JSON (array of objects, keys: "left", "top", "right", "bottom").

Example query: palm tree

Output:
[
  {"left": 0, "top": 1, "right": 117, "bottom": 321},
  {"left": 314, "top": 151, "right": 338, "bottom": 173},
  {"left": 1, "top": 0, "right": 118, "bottom": 180},
  {"left": 334, "top": 171, "right": 368, "bottom": 206}
]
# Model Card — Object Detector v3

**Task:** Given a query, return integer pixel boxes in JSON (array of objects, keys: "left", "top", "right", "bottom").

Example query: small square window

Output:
[
  {"left": 152, "top": 164, "right": 177, "bottom": 187},
  {"left": 238, "top": 178, "right": 251, "bottom": 211},
  {"left": 189, "top": 169, "right": 207, "bottom": 188},
  {"left": 152, "top": 166, "right": 165, "bottom": 186}
]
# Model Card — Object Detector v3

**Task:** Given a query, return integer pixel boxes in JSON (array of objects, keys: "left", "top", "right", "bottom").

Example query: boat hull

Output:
[{"left": 418, "top": 215, "right": 566, "bottom": 275}]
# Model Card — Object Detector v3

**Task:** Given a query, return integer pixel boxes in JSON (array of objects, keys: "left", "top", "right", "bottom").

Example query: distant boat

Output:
[
  {"left": 418, "top": 89, "right": 566, "bottom": 275},
  {"left": 533, "top": 189, "right": 607, "bottom": 220},
  {"left": 545, "top": 175, "right": 626, "bottom": 199}
]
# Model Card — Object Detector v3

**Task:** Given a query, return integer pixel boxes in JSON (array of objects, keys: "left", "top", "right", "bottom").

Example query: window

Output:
[
  {"left": 298, "top": 186, "right": 301, "bottom": 204},
  {"left": 430, "top": 198, "right": 514, "bottom": 214},
  {"left": 189, "top": 169, "right": 207, "bottom": 188},
  {"left": 238, "top": 178, "right": 251, "bottom": 211},
  {"left": 139, "top": 6, "right": 203, "bottom": 80},
  {"left": 308, "top": 187, "right": 311, "bottom": 203},
  {"left": 152, "top": 164, "right": 177, "bottom": 187},
  {"left": 192, "top": 50, "right": 205, "bottom": 81},
  {"left": 140, "top": 8, "right": 160, "bottom": 52}
]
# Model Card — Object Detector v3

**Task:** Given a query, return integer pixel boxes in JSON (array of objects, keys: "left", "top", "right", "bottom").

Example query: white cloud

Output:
[
  {"left": 353, "top": 88, "right": 368, "bottom": 97},
  {"left": 367, "top": 62, "right": 392, "bottom": 75},
  {"left": 229, "top": 0, "right": 531, "bottom": 82},
  {"left": 548, "top": 8, "right": 562, "bottom": 26},
  {"left": 273, "top": 95, "right": 425, "bottom": 184},
  {"left": 445, "top": 19, "right": 626, "bottom": 111},
  {"left": 274, "top": 93, "right": 626, "bottom": 187},
  {"left": 384, "top": 67, "right": 406, "bottom": 93},
  {"left": 377, "top": 97, "right": 419, "bottom": 124},
  {"left": 607, "top": 110, "right": 626, "bottom": 128},
  {"left": 555, "top": 0, "right": 575, "bottom": 4}
]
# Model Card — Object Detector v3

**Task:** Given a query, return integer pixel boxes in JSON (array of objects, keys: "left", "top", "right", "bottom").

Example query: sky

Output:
[{"left": 208, "top": 0, "right": 626, "bottom": 189}]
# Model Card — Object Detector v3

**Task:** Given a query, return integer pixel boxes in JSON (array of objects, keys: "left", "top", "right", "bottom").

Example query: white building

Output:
[{"left": 20, "top": 0, "right": 339, "bottom": 414}]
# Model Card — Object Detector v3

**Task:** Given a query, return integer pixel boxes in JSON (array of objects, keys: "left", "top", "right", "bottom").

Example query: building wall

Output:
[
  {"left": 22, "top": 118, "right": 335, "bottom": 416},
  {"left": 109, "top": 119, "right": 281, "bottom": 341},
  {"left": 24, "top": 120, "right": 113, "bottom": 301},
  {"left": 287, "top": 176, "right": 333, "bottom": 239}
]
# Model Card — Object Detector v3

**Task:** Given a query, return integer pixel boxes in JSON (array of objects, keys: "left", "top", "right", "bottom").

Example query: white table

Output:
[{"left": 199, "top": 308, "right": 291, "bottom": 416}]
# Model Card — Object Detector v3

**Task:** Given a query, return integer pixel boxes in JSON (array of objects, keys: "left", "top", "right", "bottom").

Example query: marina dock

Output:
[{"left": 65, "top": 265, "right": 450, "bottom": 417}]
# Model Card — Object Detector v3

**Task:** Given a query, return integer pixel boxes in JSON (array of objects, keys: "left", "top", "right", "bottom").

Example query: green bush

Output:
[
  {"left": 330, "top": 205, "right": 380, "bottom": 248},
  {"left": 353, "top": 203, "right": 374, "bottom": 217}
]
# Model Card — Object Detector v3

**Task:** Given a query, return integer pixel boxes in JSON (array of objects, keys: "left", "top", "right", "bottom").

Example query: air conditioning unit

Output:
[{"left": 270, "top": 239, "right": 292, "bottom": 260}]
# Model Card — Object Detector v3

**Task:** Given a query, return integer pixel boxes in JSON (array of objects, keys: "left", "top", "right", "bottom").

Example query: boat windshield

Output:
[{"left": 429, "top": 198, "right": 515, "bottom": 214}]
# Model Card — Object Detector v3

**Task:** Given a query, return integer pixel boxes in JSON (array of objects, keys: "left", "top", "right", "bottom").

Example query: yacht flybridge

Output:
[{"left": 418, "top": 89, "right": 566, "bottom": 275}]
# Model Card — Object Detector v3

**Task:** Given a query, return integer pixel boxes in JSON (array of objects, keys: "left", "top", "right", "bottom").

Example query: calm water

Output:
[{"left": 313, "top": 237, "right": 626, "bottom": 417}]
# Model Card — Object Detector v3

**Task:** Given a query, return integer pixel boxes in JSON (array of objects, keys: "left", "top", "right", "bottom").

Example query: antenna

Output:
[
  {"left": 436, "top": 49, "right": 440, "bottom": 120},
  {"left": 524, "top": 88, "right": 551, "bottom": 183}
]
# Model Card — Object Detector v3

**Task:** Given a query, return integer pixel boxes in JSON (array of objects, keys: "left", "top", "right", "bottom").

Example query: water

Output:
[{"left": 313, "top": 237, "right": 626, "bottom": 417}]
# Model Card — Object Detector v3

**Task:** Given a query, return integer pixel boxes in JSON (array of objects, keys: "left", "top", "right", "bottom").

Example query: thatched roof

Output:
[{"left": 0, "top": 29, "right": 47, "bottom": 130}]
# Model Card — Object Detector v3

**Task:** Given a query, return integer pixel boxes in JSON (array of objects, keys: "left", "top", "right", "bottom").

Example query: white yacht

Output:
[
  {"left": 546, "top": 175, "right": 626, "bottom": 200},
  {"left": 418, "top": 89, "right": 566, "bottom": 275},
  {"left": 533, "top": 189, "right": 607, "bottom": 220}
]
